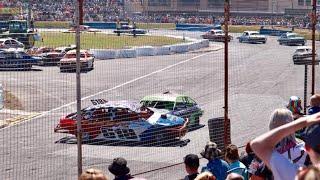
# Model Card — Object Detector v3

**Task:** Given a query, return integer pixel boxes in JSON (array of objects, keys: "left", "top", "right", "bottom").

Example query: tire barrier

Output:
[
  {"left": 117, "top": 49, "right": 137, "bottom": 58},
  {"left": 91, "top": 49, "right": 117, "bottom": 60},
  {"left": 135, "top": 46, "right": 156, "bottom": 56}
]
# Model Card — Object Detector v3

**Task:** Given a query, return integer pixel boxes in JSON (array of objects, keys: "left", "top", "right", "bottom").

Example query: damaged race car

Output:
[
  {"left": 140, "top": 92, "right": 203, "bottom": 128},
  {"left": 54, "top": 100, "right": 188, "bottom": 142}
]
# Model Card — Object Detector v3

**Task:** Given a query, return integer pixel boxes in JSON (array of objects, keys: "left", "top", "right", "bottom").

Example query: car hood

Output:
[
  {"left": 147, "top": 108, "right": 185, "bottom": 126},
  {"left": 60, "top": 58, "right": 89, "bottom": 62}
]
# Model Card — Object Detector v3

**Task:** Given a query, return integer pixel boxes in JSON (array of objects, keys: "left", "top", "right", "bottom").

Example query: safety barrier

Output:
[
  {"left": 90, "top": 49, "right": 117, "bottom": 60},
  {"left": 117, "top": 49, "right": 137, "bottom": 58},
  {"left": 134, "top": 46, "right": 156, "bottom": 56},
  {"left": 176, "top": 23, "right": 221, "bottom": 32},
  {"left": 90, "top": 39, "right": 210, "bottom": 60}
]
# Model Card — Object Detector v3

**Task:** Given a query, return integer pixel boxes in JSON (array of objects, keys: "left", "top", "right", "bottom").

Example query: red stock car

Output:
[
  {"left": 54, "top": 100, "right": 188, "bottom": 142},
  {"left": 201, "top": 29, "right": 232, "bottom": 42}
]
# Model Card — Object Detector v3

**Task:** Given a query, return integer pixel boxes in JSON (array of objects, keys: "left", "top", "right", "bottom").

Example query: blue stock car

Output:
[
  {"left": 278, "top": 33, "right": 306, "bottom": 46},
  {"left": 0, "top": 49, "right": 39, "bottom": 70}
]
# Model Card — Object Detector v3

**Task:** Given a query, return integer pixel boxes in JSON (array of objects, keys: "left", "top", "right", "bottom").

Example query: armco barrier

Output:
[
  {"left": 117, "top": 49, "right": 137, "bottom": 58},
  {"left": 135, "top": 46, "right": 156, "bottom": 56},
  {"left": 91, "top": 49, "right": 117, "bottom": 60}
]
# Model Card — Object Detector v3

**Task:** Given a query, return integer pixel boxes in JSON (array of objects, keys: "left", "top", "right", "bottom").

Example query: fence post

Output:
[
  {"left": 224, "top": 0, "right": 230, "bottom": 149},
  {"left": 75, "top": 0, "right": 83, "bottom": 177}
]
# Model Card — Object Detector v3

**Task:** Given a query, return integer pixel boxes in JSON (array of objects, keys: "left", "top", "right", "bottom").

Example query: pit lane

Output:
[{"left": 0, "top": 30, "right": 319, "bottom": 179}]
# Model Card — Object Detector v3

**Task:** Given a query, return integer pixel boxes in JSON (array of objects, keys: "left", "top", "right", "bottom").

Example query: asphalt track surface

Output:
[{"left": 1, "top": 30, "right": 320, "bottom": 180}]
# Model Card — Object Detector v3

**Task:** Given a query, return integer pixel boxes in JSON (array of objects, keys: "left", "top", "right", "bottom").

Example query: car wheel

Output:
[
  {"left": 302, "top": 43, "right": 305, "bottom": 46},
  {"left": 239, "top": 39, "right": 242, "bottom": 43},
  {"left": 262, "top": 41, "right": 266, "bottom": 44}
]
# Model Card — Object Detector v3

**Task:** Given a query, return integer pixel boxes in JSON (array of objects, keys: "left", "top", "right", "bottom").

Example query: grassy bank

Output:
[{"left": 35, "top": 32, "right": 184, "bottom": 49}]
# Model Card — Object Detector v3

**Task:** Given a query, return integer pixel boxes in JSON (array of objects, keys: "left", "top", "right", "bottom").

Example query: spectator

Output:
[
  {"left": 308, "top": 94, "right": 320, "bottom": 115},
  {"left": 241, "top": 142, "right": 273, "bottom": 180},
  {"left": 296, "top": 166, "right": 320, "bottom": 180},
  {"left": 79, "top": 168, "right": 108, "bottom": 180},
  {"left": 250, "top": 111, "right": 320, "bottom": 180},
  {"left": 287, "top": 96, "right": 304, "bottom": 119},
  {"left": 183, "top": 154, "right": 200, "bottom": 180},
  {"left": 200, "top": 141, "right": 229, "bottom": 180},
  {"left": 195, "top": 172, "right": 216, "bottom": 180},
  {"left": 226, "top": 173, "right": 244, "bottom": 180},
  {"left": 269, "top": 108, "right": 309, "bottom": 167},
  {"left": 108, "top": 157, "right": 145, "bottom": 180},
  {"left": 224, "top": 144, "right": 248, "bottom": 180}
]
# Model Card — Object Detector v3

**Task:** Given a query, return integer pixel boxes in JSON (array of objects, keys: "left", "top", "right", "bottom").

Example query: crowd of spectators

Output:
[
  {"left": 79, "top": 93, "right": 320, "bottom": 180},
  {"left": 0, "top": 0, "right": 315, "bottom": 29}
]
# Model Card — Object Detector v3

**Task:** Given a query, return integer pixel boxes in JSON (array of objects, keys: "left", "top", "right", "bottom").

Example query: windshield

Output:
[
  {"left": 288, "top": 34, "right": 299, "bottom": 38},
  {"left": 251, "top": 32, "right": 259, "bottom": 35},
  {"left": 142, "top": 101, "right": 175, "bottom": 110}
]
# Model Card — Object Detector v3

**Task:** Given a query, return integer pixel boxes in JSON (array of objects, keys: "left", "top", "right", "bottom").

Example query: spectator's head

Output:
[
  {"left": 201, "top": 141, "right": 222, "bottom": 161},
  {"left": 108, "top": 157, "right": 130, "bottom": 177},
  {"left": 310, "top": 94, "right": 320, "bottom": 107},
  {"left": 79, "top": 168, "right": 108, "bottom": 180},
  {"left": 296, "top": 166, "right": 320, "bottom": 180},
  {"left": 269, "top": 108, "right": 297, "bottom": 149},
  {"left": 269, "top": 108, "right": 294, "bottom": 130},
  {"left": 225, "top": 144, "right": 240, "bottom": 163},
  {"left": 287, "top": 96, "right": 303, "bottom": 114},
  {"left": 301, "top": 124, "right": 320, "bottom": 164},
  {"left": 184, "top": 154, "right": 199, "bottom": 175},
  {"left": 226, "top": 173, "right": 244, "bottom": 180},
  {"left": 195, "top": 172, "right": 216, "bottom": 180}
]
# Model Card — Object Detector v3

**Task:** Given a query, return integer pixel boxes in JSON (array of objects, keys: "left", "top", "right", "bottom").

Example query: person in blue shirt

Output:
[
  {"left": 225, "top": 144, "right": 248, "bottom": 180},
  {"left": 200, "top": 141, "right": 229, "bottom": 180},
  {"left": 308, "top": 94, "right": 320, "bottom": 115}
]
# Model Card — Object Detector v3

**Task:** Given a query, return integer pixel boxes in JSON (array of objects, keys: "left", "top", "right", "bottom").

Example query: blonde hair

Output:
[
  {"left": 79, "top": 168, "right": 108, "bottom": 180},
  {"left": 269, "top": 108, "right": 297, "bottom": 148},
  {"left": 195, "top": 172, "right": 216, "bottom": 180}
]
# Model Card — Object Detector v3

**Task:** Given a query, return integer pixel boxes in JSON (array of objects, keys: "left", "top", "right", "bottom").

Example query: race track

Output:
[{"left": 0, "top": 29, "right": 320, "bottom": 179}]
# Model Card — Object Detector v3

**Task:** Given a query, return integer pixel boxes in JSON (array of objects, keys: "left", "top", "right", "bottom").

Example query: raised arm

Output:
[{"left": 250, "top": 112, "right": 320, "bottom": 168}]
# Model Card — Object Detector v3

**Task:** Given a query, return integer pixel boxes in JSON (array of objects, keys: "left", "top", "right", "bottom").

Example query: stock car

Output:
[
  {"left": 59, "top": 50, "right": 94, "bottom": 72},
  {"left": 238, "top": 31, "right": 267, "bottom": 44},
  {"left": 0, "top": 49, "right": 39, "bottom": 70},
  {"left": 54, "top": 100, "right": 188, "bottom": 142},
  {"left": 140, "top": 92, "right": 203, "bottom": 128},
  {"left": 113, "top": 24, "right": 147, "bottom": 35},
  {"left": 278, "top": 33, "right": 306, "bottom": 46},
  {"left": 201, "top": 29, "right": 232, "bottom": 42}
]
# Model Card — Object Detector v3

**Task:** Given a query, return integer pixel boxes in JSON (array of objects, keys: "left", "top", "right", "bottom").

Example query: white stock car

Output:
[{"left": 238, "top": 31, "right": 267, "bottom": 44}]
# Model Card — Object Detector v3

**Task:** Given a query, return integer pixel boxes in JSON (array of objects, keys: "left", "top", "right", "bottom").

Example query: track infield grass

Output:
[{"left": 35, "top": 32, "right": 185, "bottom": 49}]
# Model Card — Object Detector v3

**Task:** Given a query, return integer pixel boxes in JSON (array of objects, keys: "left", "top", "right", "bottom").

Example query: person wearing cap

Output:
[
  {"left": 108, "top": 157, "right": 145, "bottom": 180},
  {"left": 200, "top": 141, "right": 229, "bottom": 180},
  {"left": 250, "top": 111, "right": 320, "bottom": 180},
  {"left": 183, "top": 154, "right": 200, "bottom": 180},
  {"left": 287, "top": 96, "right": 304, "bottom": 120}
]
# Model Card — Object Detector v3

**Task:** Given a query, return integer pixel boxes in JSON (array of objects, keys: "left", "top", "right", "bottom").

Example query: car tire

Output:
[
  {"left": 239, "top": 39, "right": 242, "bottom": 43},
  {"left": 302, "top": 43, "right": 305, "bottom": 46},
  {"left": 262, "top": 41, "right": 266, "bottom": 44}
]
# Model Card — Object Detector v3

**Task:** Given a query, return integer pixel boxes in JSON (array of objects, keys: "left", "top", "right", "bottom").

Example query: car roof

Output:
[
  {"left": 85, "top": 100, "right": 142, "bottom": 112},
  {"left": 244, "top": 31, "right": 259, "bottom": 33},
  {"left": 296, "top": 46, "right": 312, "bottom": 50},
  {"left": 141, "top": 92, "right": 187, "bottom": 102},
  {"left": 66, "top": 50, "right": 89, "bottom": 54},
  {"left": 287, "top": 32, "right": 298, "bottom": 36}
]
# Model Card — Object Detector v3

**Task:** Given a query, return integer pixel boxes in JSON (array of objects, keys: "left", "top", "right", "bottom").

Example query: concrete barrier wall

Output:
[
  {"left": 90, "top": 49, "right": 117, "bottom": 60},
  {"left": 91, "top": 39, "right": 210, "bottom": 60}
]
